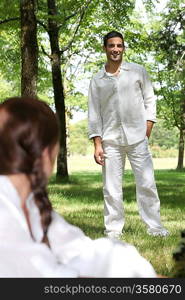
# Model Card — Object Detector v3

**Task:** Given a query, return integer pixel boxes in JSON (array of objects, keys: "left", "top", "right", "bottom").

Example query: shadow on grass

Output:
[
  {"left": 49, "top": 171, "right": 103, "bottom": 185},
  {"left": 48, "top": 169, "right": 184, "bottom": 277},
  {"left": 49, "top": 169, "right": 185, "bottom": 210},
  {"left": 64, "top": 216, "right": 104, "bottom": 238}
]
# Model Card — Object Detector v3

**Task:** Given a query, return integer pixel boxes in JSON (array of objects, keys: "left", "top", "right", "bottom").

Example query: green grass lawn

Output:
[{"left": 49, "top": 157, "right": 185, "bottom": 277}]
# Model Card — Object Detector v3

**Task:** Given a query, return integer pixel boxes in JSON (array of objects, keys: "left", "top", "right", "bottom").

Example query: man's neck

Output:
[{"left": 105, "top": 61, "right": 122, "bottom": 74}]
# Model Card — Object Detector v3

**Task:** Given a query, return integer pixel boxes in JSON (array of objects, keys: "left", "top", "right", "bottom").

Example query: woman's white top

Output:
[{"left": 0, "top": 176, "right": 157, "bottom": 278}]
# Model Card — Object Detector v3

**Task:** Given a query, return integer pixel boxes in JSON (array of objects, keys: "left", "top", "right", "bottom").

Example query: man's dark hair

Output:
[{"left": 103, "top": 31, "right": 124, "bottom": 47}]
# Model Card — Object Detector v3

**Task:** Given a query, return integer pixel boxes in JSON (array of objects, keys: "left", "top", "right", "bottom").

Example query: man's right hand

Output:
[
  {"left": 93, "top": 137, "right": 105, "bottom": 166},
  {"left": 94, "top": 146, "right": 105, "bottom": 166}
]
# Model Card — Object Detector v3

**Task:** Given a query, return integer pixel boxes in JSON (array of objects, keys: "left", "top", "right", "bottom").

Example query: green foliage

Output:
[
  {"left": 149, "top": 0, "right": 185, "bottom": 131},
  {"left": 0, "top": 0, "right": 136, "bottom": 107},
  {"left": 68, "top": 118, "right": 180, "bottom": 157},
  {"left": 150, "top": 118, "right": 179, "bottom": 149},
  {"left": 151, "top": 146, "right": 178, "bottom": 159},
  {"left": 0, "top": 2, "right": 20, "bottom": 87},
  {"left": 0, "top": 29, "right": 21, "bottom": 88},
  {"left": 0, "top": 73, "right": 19, "bottom": 102},
  {"left": 66, "top": 92, "right": 88, "bottom": 112},
  {"left": 68, "top": 119, "right": 91, "bottom": 155}
]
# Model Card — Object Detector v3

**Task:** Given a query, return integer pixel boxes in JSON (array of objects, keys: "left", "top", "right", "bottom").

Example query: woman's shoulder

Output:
[{"left": 49, "top": 211, "right": 86, "bottom": 239}]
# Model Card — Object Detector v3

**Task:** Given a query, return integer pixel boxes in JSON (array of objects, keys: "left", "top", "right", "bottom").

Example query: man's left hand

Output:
[{"left": 146, "top": 120, "right": 154, "bottom": 139}]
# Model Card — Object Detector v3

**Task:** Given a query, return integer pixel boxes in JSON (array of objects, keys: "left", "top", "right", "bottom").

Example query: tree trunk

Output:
[
  {"left": 47, "top": 0, "right": 68, "bottom": 180},
  {"left": 177, "top": 127, "right": 184, "bottom": 170},
  {"left": 20, "top": 0, "right": 38, "bottom": 97}
]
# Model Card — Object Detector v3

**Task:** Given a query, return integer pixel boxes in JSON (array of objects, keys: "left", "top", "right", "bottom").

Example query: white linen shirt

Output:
[
  {"left": 0, "top": 175, "right": 157, "bottom": 278},
  {"left": 88, "top": 61, "right": 157, "bottom": 145}
]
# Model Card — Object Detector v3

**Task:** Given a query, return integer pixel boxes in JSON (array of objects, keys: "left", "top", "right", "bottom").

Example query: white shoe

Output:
[
  {"left": 105, "top": 231, "right": 123, "bottom": 240},
  {"left": 147, "top": 228, "right": 169, "bottom": 237}
]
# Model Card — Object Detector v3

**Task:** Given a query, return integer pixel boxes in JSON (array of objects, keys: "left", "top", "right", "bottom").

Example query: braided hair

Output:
[{"left": 0, "top": 97, "right": 59, "bottom": 246}]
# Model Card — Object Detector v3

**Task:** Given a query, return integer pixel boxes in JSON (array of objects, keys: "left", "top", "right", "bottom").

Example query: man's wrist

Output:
[{"left": 93, "top": 136, "right": 102, "bottom": 146}]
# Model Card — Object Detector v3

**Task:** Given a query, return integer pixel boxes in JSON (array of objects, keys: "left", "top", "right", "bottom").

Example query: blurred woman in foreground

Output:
[{"left": 0, "top": 96, "right": 157, "bottom": 278}]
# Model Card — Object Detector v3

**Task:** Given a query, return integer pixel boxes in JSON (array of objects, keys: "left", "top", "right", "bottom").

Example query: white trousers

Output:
[{"left": 102, "top": 138, "right": 165, "bottom": 235}]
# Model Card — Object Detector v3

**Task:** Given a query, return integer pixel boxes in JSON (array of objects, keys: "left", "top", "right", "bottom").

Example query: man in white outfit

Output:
[{"left": 88, "top": 31, "right": 169, "bottom": 239}]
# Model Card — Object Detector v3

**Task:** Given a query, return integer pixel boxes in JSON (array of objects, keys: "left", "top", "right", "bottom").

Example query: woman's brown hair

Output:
[{"left": 0, "top": 96, "right": 59, "bottom": 245}]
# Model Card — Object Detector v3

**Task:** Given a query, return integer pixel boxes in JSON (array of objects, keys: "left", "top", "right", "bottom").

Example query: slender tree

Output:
[
  {"left": 45, "top": 0, "right": 94, "bottom": 179},
  {"left": 47, "top": 0, "right": 68, "bottom": 179},
  {"left": 20, "top": 0, "right": 38, "bottom": 97}
]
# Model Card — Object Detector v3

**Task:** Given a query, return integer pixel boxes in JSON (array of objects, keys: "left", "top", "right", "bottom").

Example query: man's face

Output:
[{"left": 104, "top": 37, "right": 124, "bottom": 63}]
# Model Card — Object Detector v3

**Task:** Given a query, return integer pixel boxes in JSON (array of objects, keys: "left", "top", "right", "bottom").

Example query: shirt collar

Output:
[
  {"left": 97, "top": 61, "right": 130, "bottom": 79},
  {"left": 0, "top": 175, "right": 34, "bottom": 208},
  {"left": 0, "top": 175, "right": 34, "bottom": 234}
]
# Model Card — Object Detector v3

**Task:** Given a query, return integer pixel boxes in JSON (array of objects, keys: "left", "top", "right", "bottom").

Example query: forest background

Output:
[{"left": 0, "top": 0, "right": 184, "bottom": 179}]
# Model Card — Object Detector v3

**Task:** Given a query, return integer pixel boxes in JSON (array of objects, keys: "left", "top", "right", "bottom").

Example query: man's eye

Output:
[{"left": 108, "top": 44, "right": 123, "bottom": 48}]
